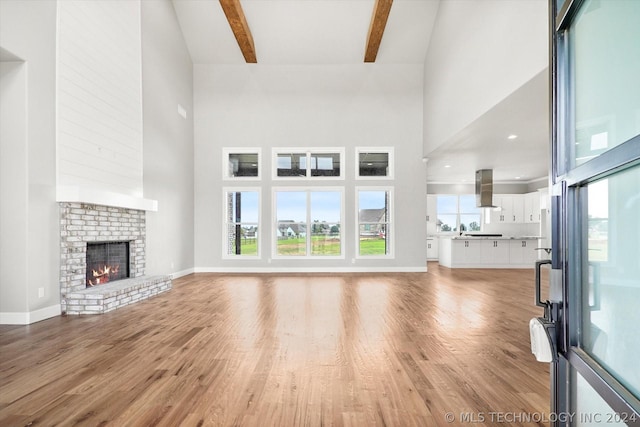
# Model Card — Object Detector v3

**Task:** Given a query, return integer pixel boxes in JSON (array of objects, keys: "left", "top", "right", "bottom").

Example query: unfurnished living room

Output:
[{"left": 2, "top": 0, "right": 639, "bottom": 426}]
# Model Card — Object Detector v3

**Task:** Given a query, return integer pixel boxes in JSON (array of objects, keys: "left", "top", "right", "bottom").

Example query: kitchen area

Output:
[{"left": 427, "top": 170, "right": 551, "bottom": 269}]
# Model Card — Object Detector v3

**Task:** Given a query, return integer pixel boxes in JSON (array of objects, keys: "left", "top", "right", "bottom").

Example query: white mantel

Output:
[{"left": 56, "top": 186, "right": 158, "bottom": 212}]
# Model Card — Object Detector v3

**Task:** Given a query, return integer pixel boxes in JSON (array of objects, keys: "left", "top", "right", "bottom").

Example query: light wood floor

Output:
[{"left": 0, "top": 263, "right": 550, "bottom": 426}]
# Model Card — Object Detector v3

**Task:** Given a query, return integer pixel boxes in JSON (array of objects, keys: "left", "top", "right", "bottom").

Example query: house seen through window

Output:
[
  {"left": 225, "top": 190, "right": 259, "bottom": 256},
  {"left": 357, "top": 189, "right": 392, "bottom": 256},
  {"left": 275, "top": 190, "right": 342, "bottom": 257}
]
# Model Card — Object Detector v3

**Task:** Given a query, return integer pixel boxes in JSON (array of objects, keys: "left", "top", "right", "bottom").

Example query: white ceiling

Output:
[
  {"left": 425, "top": 69, "right": 550, "bottom": 184},
  {"left": 172, "top": 0, "right": 549, "bottom": 184},
  {"left": 172, "top": 0, "right": 440, "bottom": 64}
]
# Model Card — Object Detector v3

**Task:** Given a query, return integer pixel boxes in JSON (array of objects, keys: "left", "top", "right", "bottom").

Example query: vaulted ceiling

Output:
[
  {"left": 172, "top": 0, "right": 440, "bottom": 64},
  {"left": 172, "top": 0, "right": 550, "bottom": 184}
]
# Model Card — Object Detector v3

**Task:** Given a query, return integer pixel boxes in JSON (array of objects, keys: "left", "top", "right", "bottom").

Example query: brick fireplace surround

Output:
[{"left": 59, "top": 202, "right": 171, "bottom": 314}]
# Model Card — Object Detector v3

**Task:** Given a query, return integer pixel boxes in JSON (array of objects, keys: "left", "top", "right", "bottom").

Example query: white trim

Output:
[
  {"left": 355, "top": 186, "right": 394, "bottom": 259},
  {"left": 56, "top": 186, "right": 158, "bottom": 211},
  {"left": 222, "top": 187, "right": 261, "bottom": 259},
  {"left": 273, "top": 187, "right": 345, "bottom": 259},
  {"left": 222, "top": 147, "right": 262, "bottom": 181},
  {"left": 355, "top": 146, "right": 394, "bottom": 180},
  {"left": 0, "top": 304, "right": 61, "bottom": 325},
  {"left": 195, "top": 266, "right": 427, "bottom": 273},
  {"left": 169, "top": 268, "right": 195, "bottom": 279},
  {"left": 272, "top": 147, "right": 345, "bottom": 181}
]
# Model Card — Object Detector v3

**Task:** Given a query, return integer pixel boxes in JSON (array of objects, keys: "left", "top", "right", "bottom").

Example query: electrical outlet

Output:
[{"left": 38, "top": 287, "right": 44, "bottom": 298}]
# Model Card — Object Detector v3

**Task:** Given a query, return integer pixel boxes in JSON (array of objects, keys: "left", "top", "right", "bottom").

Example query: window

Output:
[
  {"left": 223, "top": 189, "right": 260, "bottom": 257},
  {"left": 223, "top": 148, "right": 260, "bottom": 180},
  {"left": 273, "top": 148, "right": 344, "bottom": 179},
  {"left": 274, "top": 189, "right": 343, "bottom": 257},
  {"left": 356, "top": 147, "right": 394, "bottom": 179},
  {"left": 436, "top": 194, "right": 481, "bottom": 232},
  {"left": 459, "top": 195, "right": 481, "bottom": 231},
  {"left": 357, "top": 188, "right": 393, "bottom": 257}
]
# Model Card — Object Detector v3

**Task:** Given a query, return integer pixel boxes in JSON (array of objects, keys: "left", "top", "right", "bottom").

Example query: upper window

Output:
[
  {"left": 223, "top": 148, "right": 261, "bottom": 180},
  {"left": 436, "top": 194, "right": 481, "bottom": 233},
  {"left": 274, "top": 189, "right": 343, "bottom": 258},
  {"left": 223, "top": 189, "right": 260, "bottom": 258},
  {"left": 273, "top": 149, "right": 344, "bottom": 179},
  {"left": 356, "top": 188, "right": 393, "bottom": 257},
  {"left": 567, "top": 0, "right": 640, "bottom": 169},
  {"left": 356, "top": 147, "right": 394, "bottom": 179}
]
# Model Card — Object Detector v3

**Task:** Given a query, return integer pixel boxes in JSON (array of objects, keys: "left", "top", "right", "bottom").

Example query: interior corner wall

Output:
[
  {"left": 141, "top": 0, "right": 194, "bottom": 277},
  {"left": 422, "top": 0, "right": 548, "bottom": 155},
  {"left": 194, "top": 64, "right": 427, "bottom": 271},
  {"left": 0, "top": 0, "right": 59, "bottom": 324}
]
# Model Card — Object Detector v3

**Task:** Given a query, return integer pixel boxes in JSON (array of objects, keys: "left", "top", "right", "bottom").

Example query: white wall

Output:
[
  {"left": 194, "top": 64, "right": 427, "bottom": 271},
  {"left": 0, "top": 0, "right": 60, "bottom": 324},
  {"left": 423, "top": 0, "right": 548, "bottom": 155},
  {"left": 141, "top": 0, "right": 195, "bottom": 277},
  {"left": 0, "top": 61, "right": 28, "bottom": 315},
  {"left": 57, "top": 0, "right": 144, "bottom": 197}
]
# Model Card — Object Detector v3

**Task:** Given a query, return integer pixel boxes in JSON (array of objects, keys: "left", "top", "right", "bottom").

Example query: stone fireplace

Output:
[{"left": 59, "top": 202, "right": 170, "bottom": 314}]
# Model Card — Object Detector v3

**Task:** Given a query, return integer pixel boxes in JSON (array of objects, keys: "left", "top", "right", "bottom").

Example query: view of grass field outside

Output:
[
  {"left": 358, "top": 190, "right": 390, "bottom": 256},
  {"left": 225, "top": 191, "right": 259, "bottom": 256},
  {"left": 588, "top": 179, "right": 608, "bottom": 263},
  {"left": 276, "top": 190, "right": 342, "bottom": 256}
]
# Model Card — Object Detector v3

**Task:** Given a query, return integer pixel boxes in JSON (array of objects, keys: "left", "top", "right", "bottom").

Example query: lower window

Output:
[
  {"left": 275, "top": 189, "right": 343, "bottom": 257},
  {"left": 357, "top": 188, "right": 392, "bottom": 257},
  {"left": 224, "top": 189, "right": 259, "bottom": 257}
]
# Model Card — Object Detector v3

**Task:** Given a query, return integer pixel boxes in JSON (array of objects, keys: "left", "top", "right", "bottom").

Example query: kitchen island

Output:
[{"left": 439, "top": 236, "right": 541, "bottom": 268}]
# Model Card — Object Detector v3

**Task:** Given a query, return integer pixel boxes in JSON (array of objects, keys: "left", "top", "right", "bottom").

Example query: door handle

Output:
[{"left": 535, "top": 260, "right": 552, "bottom": 309}]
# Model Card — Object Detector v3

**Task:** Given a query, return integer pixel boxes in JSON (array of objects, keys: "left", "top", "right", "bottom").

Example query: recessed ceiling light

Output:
[
  {"left": 444, "top": 165, "right": 451, "bottom": 168},
  {"left": 515, "top": 176, "right": 521, "bottom": 180},
  {"left": 367, "top": 163, "right": 373, "bottom": 166},
  {"left": 508, "top": 134, "right": 518, "bottom": 140}
]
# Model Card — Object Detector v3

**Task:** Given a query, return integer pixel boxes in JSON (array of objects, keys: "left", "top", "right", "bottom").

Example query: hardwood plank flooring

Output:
[{"left": 0, "top": 263, "right": 550, "bottom": 426}]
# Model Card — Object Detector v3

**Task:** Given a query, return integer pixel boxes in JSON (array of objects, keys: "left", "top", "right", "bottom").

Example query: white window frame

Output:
[
  {"left": 272, "top": 148, "right": 345, "bottom": 181},
  {"left": 355, "top": 147, "right": 394, "bottom": 180},
  {"left": 272, "top": 187, "right": 345, "bottom": 259},
  {"left": 222, "top": 147, "right": 262, "bottom": 181},
  {"left": 355, "top": 186, "right": 394, "bottom": 259},
  {"left": 435, "top": 194, "right": 483, "bottom": 234},
  {"left": 222, "top": 187, "right": 261, "bottom": 259}
]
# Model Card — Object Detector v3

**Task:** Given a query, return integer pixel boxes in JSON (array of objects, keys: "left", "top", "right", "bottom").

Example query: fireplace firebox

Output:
[{"left": 86, "top": 242, "right": 130, "bottom": 287}]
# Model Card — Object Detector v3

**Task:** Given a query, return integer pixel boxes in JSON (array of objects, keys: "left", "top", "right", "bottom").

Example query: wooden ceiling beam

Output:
[
  {"left": 364, "top": 0, "right": 393, "bottom": 63},
  {"left": 219, "top": 0, "right": 257, "bottom": 63}
]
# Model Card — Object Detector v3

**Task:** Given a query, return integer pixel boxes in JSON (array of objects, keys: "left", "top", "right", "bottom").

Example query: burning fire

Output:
[{"left": 87, "top": 264, "right": 120, "bottom": 287}]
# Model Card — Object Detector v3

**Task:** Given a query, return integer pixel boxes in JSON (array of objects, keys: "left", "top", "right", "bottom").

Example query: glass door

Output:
[{"left": 550, "top": 0, "right": 640, "bottom": 424}]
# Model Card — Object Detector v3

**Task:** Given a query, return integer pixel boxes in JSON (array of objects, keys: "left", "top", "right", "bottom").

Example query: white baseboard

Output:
[
  {"left": 194, "top": 266, "right": 427, "bottom": 273},
  {"left": 0, "top": 304, "right": 61, "bottom": 325},
  {"left": 169, "top": 268, "right": 195, "bottom": 280}
]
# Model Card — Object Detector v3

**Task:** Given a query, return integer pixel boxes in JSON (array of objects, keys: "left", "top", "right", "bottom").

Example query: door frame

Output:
[{"left": 549, "top": 0, "right": 640, "bottom": 422}]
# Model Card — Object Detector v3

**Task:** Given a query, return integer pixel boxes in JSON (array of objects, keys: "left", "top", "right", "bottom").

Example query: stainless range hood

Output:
[{"left": 475, "top": 169, "right": 497, "bottom": 208}]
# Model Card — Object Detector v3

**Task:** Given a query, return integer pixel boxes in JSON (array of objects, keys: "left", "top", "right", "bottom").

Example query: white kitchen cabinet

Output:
[
  {"left": 509, "top": 239, "right": 538, "bottom": 267},
  {"left": 427, "top": 237, "right": 439, "bottom": 260},
  {"left": 491, "top": 195, "right": 522, "bottom": 223},
  {"left": 439, "top": 237, "right": 538, "bottom": 268},
  {"left": 451, "top": 239, "right": 482, "bottom": 265},
  {"left": 491, "top": 194, "right": 529, "bottom": 223},
  {"left": 481, "top": 239, "right": 510, "bottom": 264},
  {"left": 524, "top": 192, "right": 541, "bottom": 223}
]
